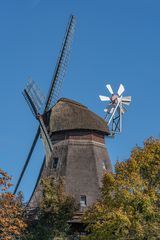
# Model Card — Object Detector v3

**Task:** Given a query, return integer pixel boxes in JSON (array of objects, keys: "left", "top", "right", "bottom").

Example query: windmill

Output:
[
  {"left": 13, "top": 15, "right": 76, "bottom": 194},
  {"left": 14, "top": 15, "right": 112, "bottom": 215},
  {"left": 99, "top": 84, "right": 131, "bottom": 135}
]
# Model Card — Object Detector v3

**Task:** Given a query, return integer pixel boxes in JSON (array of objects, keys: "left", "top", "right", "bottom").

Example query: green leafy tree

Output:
[
  {"left": 23, "top": 176, "right": 78, "bottom": 240},
  {"left": 83, "top": 138, "right": 160, "bottom": 240}
]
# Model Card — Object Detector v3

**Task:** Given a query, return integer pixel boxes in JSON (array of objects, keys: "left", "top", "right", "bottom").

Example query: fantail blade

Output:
[
  {"left": 99, "top": 95, "right": 110, "bottom": 101},
  {"left": 122, "top": 96, "right": 131, "bottom": 102},
  {"left": 104, "top": 106, "right": 115, "bottom": 114},
  {"left": 117, "top": 84, "right": 125, "bottom": 96},
  {"left": 122, "top": 96, "right": 131, "bottom": 105},
  {"left": 121, "top": 106, "right": 127, "bottom": 114},
  {"left": 106, "top": 84, "right": 114, "bottom": 95}
]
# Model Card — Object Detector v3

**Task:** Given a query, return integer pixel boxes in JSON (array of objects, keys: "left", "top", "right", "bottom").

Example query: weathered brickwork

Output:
[{"left": 29, "top": 99, "right": 112, "bottom": 209}]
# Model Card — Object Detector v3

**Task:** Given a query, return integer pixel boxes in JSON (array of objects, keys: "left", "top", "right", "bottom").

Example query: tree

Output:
[
  {"left": 23, "top": 176, "right": 78, "bottom": 240},
  {"left": 0, "top": 168, "right": 27, "bottom": 240},
  {"left": 83, "top": 138, "right": 160, "bottom": 240}
]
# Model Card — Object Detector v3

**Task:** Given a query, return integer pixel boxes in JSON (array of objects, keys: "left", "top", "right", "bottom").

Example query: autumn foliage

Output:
[
  {"left": 83, "top": 138, "right": 160, "bottom": 239},
  {"left": 0, "top": 169, "right": 27, "bottom": 240}
]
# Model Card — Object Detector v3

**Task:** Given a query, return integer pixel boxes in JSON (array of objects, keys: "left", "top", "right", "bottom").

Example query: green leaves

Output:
[
  {"left": 83, "top": 138, "right": 160, "bottom": 239},
  {"left": 23, "top": 176, "right": 78, "bottom": 240}
]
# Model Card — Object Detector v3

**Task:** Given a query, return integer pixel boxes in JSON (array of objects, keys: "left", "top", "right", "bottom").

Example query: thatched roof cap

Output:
[{"left": 44, "top": 98, "right": 109, "bottom": 135}]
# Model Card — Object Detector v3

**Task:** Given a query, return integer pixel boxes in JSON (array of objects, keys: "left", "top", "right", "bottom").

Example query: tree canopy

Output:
[
  {"left": 23, "top": 176, "right": 78, "bottom": 240},
  {"left": 0, "top": 169, "right": 27, "bottom": 240},
  {"left": 83, "top": 138, "right": 160, "bottom": 240}
]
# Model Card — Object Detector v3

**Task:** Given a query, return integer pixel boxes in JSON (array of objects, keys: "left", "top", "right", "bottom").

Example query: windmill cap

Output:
[{"left": 43, "top": 98, "right": 110, "bottom": 135}]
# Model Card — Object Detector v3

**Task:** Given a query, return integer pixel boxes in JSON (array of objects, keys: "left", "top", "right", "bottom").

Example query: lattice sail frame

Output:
[
  {"left": 13, "top": 15, "right": 76, "bottom": 195},
  {"left": 45, "top": 15, "right": 76, "bottom": 110}
]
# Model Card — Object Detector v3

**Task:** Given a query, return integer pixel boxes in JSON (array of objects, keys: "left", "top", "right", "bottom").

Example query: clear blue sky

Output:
[{"left": 0, "top": 0, "right": 160, "bottom": 201}]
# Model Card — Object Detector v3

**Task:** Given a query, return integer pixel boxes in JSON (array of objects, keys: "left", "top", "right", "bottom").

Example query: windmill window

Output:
[
  {"left": 80, "top": 195, "right": 87, "bottom": 207},
  {"left": 102, "top": 160, "right": 107, "bottom": 170},
  {"left": 52, "top": 157, "right": 59, "bottom": 169}
]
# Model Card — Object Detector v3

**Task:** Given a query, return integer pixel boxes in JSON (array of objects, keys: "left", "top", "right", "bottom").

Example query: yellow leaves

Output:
[{"left": 83, "top": 138, "right": 160, "bottom": 239}]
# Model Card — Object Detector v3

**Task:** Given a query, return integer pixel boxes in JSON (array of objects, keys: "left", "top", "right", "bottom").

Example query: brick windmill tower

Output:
[
  {"left": 14, "top": 15, "right": 112, "bottom": 210},
  {"left": 29, "top": 98, "right": 112, "bottom": 209}
]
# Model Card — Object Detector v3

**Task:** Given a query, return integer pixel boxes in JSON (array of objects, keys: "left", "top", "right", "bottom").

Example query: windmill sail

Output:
[
  {"left": 44, "top": 15, "right": 76, "bottom": 110},
  {"left": 13, "top": 128, "right": 40, "bottom": 194},
  {"left": 14, "top": 15, "right": 76, "bottom": 194},
  {"left": 40, "top": 126, "right": 52, "bottom": 167}
]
